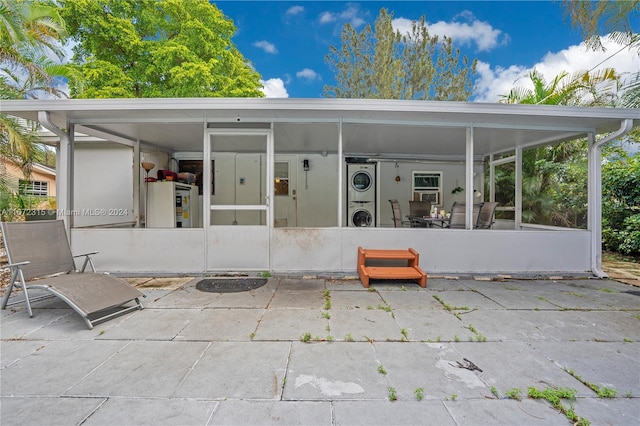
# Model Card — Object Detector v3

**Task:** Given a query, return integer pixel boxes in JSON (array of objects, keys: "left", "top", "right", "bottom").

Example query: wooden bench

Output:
[{"left": 357, "top": 247, "right": 427, "bottom": 288}]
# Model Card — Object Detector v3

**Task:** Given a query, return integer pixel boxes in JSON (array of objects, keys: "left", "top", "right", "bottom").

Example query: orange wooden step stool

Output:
[{"left": 357, "top": 247, "right": 427, "bottom": 288}]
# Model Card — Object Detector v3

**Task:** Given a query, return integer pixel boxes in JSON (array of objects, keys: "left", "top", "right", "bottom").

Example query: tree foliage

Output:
[
  {"left": 1, "top": 0, "right": 71, "bottom": 172},
  {"left": 602, "top": 150, "right": 640, "bottom": 255},
  {"left": 61, "top": 0, "right": 264, "bottom": 98},
  {"left": 562, "top": 0, "right": 640, "bottom": 108},
  {"left": 324, "top": 8, "right": 477, "bottom": 100},
  {"left": 498, "top": 68, "right": 622, "bottom": 228}
]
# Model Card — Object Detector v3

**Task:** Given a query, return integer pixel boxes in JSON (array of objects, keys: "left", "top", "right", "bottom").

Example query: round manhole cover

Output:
[{"left": 195, "top": 278, "right": 268, "bottom": 293}]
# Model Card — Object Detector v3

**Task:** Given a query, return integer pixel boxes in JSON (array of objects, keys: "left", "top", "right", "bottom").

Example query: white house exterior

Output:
[{"left": 1, "top": 98, "right": 638, "bottom": 277}]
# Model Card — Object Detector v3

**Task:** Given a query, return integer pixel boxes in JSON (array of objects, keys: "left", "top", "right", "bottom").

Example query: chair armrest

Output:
[
  {"left": 73, "top": 251, "right": 98, "bottom": 273},
  {"left": 73, "top": 251, "right": 98, "bottom": 258},
  {"left": 2, "top": 260, "right": 31, "bottom": 270}
]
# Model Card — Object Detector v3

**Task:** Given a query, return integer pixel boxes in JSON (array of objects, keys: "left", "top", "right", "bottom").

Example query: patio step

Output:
[{"left": 357, "top": 247, "right": 427, "bottom": 288}]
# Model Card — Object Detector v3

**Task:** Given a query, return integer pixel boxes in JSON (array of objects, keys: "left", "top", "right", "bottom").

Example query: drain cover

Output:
[{"left": 195, "top": 278, "right": 268, "bottom": 293}]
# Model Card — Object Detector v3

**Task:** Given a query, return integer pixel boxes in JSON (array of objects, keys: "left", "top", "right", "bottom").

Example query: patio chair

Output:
[
  {"left": 1, "top": 220, "right": 145, "bottom": 329},
  {"left": 389, "top": 199, "right": 414, "bottom": 227},
  {"left": 475, "top": 202, "right": 499, "bottom": 229},
  {"left": 438, "top": 202, "right": 481, "bottom": 228},
  {"left": 409, "top": 200, "right": 431, "bottom": 218}
]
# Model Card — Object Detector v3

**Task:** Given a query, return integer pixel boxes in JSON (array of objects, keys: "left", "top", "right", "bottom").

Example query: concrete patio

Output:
[{"left": 1, "top": 275, "right": 639, "bottom": 425}]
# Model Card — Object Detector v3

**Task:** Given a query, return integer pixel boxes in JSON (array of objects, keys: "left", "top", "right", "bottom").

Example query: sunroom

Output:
[{"left": 1, "top": 98, "right": 637, "bottom": 276}]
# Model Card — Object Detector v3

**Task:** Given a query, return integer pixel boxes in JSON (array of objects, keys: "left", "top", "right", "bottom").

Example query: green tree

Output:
[
  {"left": 602, "top": 150, "right": 640, "bottom": 255},
  {"left": 61, "top": 0, "right": 264, "bottom": 98},
  {"left": 324, "top": 8, "right": 477, "bottom": 100},
  {"left": 499, "top": 68, "right": 620, "bottom": 226},
  {"left": 562, "top": 0, "right": 640, "bottom": 108},
  {"left": 1, "top": 0, "right": 70, "bottom": 218}
]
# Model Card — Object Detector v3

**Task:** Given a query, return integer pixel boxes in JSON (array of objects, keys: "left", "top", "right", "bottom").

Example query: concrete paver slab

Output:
[
  {"left": 444, "top": 398, "right": 568, "bottom": 425},
  {"left": 255, "top": 309, "right": 328, "bottom": 341},
  {"left": 532, "top": 341, "right": 640, "bottom": 395},
  {"left": 82, "top": 397, "right": 218, "bottom": 426},
  {"left": 96, "top": 308, "right": 201, "bottom": 341},
  {"left": 329, "top": 309, "right": 403, "bottom": 342},
  {"left": 470, "top": 288, "right": 560, "bottom": 310},
  {"left": 175, "top": 308, "right": 264, "bottom": 341},
  {"left": 278, "top": 278, "right": 325, "bottom": 291},
  {"left": 0, "top": 339, "right": 52, "bottom": 369},
  {"left": 1, "top": 340, "right": 129, "bottom": 396},
  {"left": 268, "top": 290, "right": 325, "bottom": 309},
  {"left": 451, "top": 341, "right": 593, "bottom": 397},
  {"left": 392, "top": 309, "right": 474, "bottom": 342},
  {"left": 0, "top": 396, "right": 105, "bottom": 426},
  {"left": 571, "top": 396, "right": 640, "bottom": 426},
  {"left": 423, "top": 278, "right": 471, "bottom": 291},
  {"left": 0, "top": 308, "right": 74, "bottom": 339},
  {"left": 333, "top": 400, "right": 456, "bottom": 425},
  {"left": 66, "top": 341, "right": 209, "bottom": 398},
  {"left": 329, "top": 290, "right": 385, "bottom": 309},
  {"left": 207, "top": 287, "right": 276, "bottom": 308},
  {"left": 173, "top": 342, "right": 291, "bottom": 399},
  {"left": 146, "top": 285, "right": 219, "bottom": 308},
  {"left": 284, "top": 342, "right": 387, "bottom": 400},
  {"left": 376, "top": 290, "right": 443, "bottom": 310},
  {"left": 372, "top": 342, "right": 488, "bottom": 400},
  {"left": 432, "top": 290, "right": 505, "bottom": 310},
  {"left": 210, "top": 400, "right": 331, "bottom": 425}
]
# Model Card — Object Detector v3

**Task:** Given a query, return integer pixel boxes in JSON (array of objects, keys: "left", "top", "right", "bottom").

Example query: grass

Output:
[
  {"left": 344, "top": 333, "right": 355, "bottom": 342},
  {"left": 490, "top": 386, "right": 499, "bottom": 398},
  {"left": 259, "top": 271, "right": 271, "bottom": 278},
  {"left": 433, "top": 294, "right": 469, "bottom": 311},
  {"left": 323, "top": 290, "right": 331, "bottom": 310},
  {"left": 377, "top": 365, "right": 387, "bottom": 375},
  {"left": 414, "top": 387, "right": 424, "bottom": 401},
  {"left": 504, "top": 388, "right": 522, "bottom": 400},
  {"left": 527, "top": 386, "right": 588, "bottom": 426},
  {"left": 388, "top": 387, "right": 397, "bottom": 401},
  {"left": 400, "top": 328, "right": 409, "bottom": 341},
  {"left": 300, "top": 332, "right": 312, "bottom": 343},
  {"left": 564, "top": 368, "right": 618, "bottom": 398}
]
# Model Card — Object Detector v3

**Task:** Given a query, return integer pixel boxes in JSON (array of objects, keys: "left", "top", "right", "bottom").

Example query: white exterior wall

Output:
[
  {"left": 73, "top": 144, "right": 135, "bottom": 227},
  {"left": 71, "top": 227, "right": 591, "bottom": 275}
]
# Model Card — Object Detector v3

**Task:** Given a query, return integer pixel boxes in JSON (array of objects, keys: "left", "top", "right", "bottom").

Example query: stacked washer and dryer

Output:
[{"left": 347, "top": 162, "right": 376, "bottom": 227}]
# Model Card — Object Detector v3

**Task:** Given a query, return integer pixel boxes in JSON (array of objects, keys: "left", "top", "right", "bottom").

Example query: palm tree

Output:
[
  {"left": 1, "top": 0, "right": 72, "bottom": 215},
  {"left": 499, "top": 68, "right": 620, "bottom": 226}
]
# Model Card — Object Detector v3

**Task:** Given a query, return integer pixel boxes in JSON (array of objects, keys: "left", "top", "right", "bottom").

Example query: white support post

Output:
[
  {"left": 489, "top": 154, "right": 495, "bottom": 202},
  {"left": 515, "top": 146, "right": 522, "bottom": 228},
  {"left": 338, "top": 118, "right": 343, "bottom": 228},
  {"left": 465, "top": 126, "right": 474, "bottom": 229}
]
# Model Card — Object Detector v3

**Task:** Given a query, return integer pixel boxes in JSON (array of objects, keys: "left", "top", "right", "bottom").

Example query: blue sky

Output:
[{"left": 213, "top": 1, "right": 639, "bottom": 102}]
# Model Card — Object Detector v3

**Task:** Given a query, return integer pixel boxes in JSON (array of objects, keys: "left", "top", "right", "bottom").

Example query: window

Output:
[
  {"left": 274, "top": 161, "right": 289, "bottom": 196},
  {"left": 412, "top": 171, "right": 442, "bottom": 205},
  {"left": 19, "top": 180, "right": 48, "bottom": 197}
]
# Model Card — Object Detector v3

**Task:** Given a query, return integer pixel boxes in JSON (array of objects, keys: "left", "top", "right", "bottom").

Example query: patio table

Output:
[{"left": 407, "top": 216, "right": 447, "bottom": 228}]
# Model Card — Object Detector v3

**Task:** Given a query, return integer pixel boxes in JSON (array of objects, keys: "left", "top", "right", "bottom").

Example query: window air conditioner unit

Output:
[{"left": 417, "top": 191, "right": 439, "bottom": 204}]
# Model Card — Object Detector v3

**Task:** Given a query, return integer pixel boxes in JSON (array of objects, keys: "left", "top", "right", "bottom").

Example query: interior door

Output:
[
  {"left": 205, "top": 129, "right": 272, "bottom": 270},
  {"left": 273, "top": 155, "right": 298, "bottom": 227}
]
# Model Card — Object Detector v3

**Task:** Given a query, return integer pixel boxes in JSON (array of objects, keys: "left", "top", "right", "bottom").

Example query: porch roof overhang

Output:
[{"left": 1, "top": 98, "right": 638, "bottom": 159}]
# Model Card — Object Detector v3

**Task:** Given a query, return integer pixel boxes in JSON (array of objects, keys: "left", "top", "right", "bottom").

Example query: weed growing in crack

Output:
[
  {"left": 367, "top": 287, "right": 376, "bottom": 292},
  {"left": 504, "top": 388, "right": 522, "bottom": 400},
  {"left": 490, "top": 386, "right": 499, "bottom": 398},
  {"left": 564, "top": 368, "right": 618, "bottom": 398},
  {"left": 599, "top": 288, "right": 613, "bottom": 293},
  {"left": 401, "top": 285, "right": 407, "bottom": 291},
  {"left": 323, "top": 290, "right": 331, "bottom": 310},
  {"left": 301, "top": 333, "right": 312, "bottom": 343},
  {"left": 400, "top": 328, "right": 409, "bottom": 341},
  {"left": 249, "top": 332, "right": 256, "bottom": 339},
  {"left": 322, "top": 311, "right": 330, "bottom": 319},
  {"left": 450, "top": 392, "right": 458, "bottom": 401},
  {"left": 388, "top": 387, "right": 397, "bottom": 401},
  {"left": 345, "top": 333, "right": 355, "bottom": 342},
  {"left": 454, "top": 335, "right": 460, "bottom": 342},
  {"left": 377, "top": 365, "right": 387, "bottom": 375},
  {"left": 414, "top": 387, "right": 424, "bottom": 401},
  {"left": 433, "top": 294, "right": 468, "bottom": 311},
  {"left": 527, "top": 386, "right": 588, "bottom": 425}
]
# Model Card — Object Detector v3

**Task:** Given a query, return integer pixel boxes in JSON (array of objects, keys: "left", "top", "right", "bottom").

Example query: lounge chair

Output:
[{"left": 1, "top": 220, "right": 144, "bottom": 329}]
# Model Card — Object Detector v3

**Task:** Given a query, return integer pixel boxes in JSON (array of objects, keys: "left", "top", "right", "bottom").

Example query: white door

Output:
[
  {"left": 273, "top": 155, "right": 298, "bottom": 227},
  {"left": 204, "top": 129, "right": 272, "bottom": 270}
]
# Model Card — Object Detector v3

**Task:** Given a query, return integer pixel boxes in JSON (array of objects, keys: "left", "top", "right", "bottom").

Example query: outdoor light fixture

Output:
[
  {"left": 303, "top": 159, "right": 310, "bottom": 189},
  {"left": 141, "top": 162, "right": 155, "bottom": 227}
]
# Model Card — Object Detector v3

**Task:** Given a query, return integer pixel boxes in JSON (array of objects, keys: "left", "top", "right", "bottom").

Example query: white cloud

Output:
[
  {"left": 253, "top": 40, "right": 278, "bottom": 54},
  {"left": 286, "top": 5, "right": 304, "bottom": 17},
  {"left": 473, "top": 36, "right": 640, "bottom": 103},
  {"left": 260, "top": 78, "right": 289, "bottom": 98},
  {"left": 319, "top": 11, "right": 335, "bottom": 24},
  {"left": 319, "top": 4, "right": 366, "bottom": 28},
  {"left": 296, "top": 68, "right": 321, "bottom": 82},
  {"left": 392, "top": 11, "right": 507, "bottom": 52}
]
